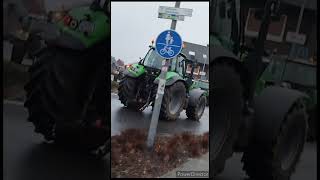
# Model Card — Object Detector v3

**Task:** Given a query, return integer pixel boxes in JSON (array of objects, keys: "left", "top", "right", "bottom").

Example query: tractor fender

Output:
[
  {"left": 154, "top": 75, "right": 185, "bottom": 86},
  {"left": 209, "top": 45, "right": 240, "bottom": 64},
  {"left": 252, "top": 86, "right": 308, "bottom": 146},
  {"left": 188, "top": 88, "right": 206, "bottom": 107},
  {"left": 123, "top": 69, "right": 138, "bottom": 78}
]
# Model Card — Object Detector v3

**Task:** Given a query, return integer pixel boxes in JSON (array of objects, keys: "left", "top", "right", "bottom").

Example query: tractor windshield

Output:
[
  {"left": 143, "top": 48, "right": 164, "bottom": 69},
  {"left": 143, "top": 48, "right": 183, "bottom": 71}
]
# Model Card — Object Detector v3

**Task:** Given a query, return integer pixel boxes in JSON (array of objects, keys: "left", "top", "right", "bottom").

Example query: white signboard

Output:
[
  {"left": 158, "top": 6, "right": 193, "bottom": 17},
  {"left": 286, "top": 32, "right": 307, "bottom": 45},
  {"left": 245, "top": 8, "right": 287, "bottom": 43},
  {"left": 158, "top": 13, "right": 184, "bottom": 21}
]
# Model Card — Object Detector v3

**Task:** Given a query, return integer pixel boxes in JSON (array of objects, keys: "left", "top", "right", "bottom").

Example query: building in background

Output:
[
  {"left": 181, "top": 42, "right": 209, "bottom": 80},
  {"left": 242, "top": 0, "right": 317, "bottom": 62},
  {"left": 116, "top": 59, "right": 125, "bottom": 71}
]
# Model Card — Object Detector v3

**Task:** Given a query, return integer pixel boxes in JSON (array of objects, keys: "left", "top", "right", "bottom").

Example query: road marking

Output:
[{"left": 3, "top": 100, "right": 24, "bottom": 106}]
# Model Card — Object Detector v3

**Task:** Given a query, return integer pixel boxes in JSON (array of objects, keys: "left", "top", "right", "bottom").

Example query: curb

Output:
[{"left": 160, "top": 152, "right": 209, "bottom": 178}]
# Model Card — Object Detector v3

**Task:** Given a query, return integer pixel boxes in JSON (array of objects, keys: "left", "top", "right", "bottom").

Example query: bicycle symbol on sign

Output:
[{"left": 159, "top": 31, "right": 175, "bottom": 56}]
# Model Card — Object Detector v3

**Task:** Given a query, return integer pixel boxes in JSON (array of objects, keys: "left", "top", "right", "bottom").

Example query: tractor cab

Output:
[{"left": 139, "top": 46, "right": 188, "bottom": 79}]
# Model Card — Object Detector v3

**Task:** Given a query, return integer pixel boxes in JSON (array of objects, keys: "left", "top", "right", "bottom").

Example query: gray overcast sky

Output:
[{"left": 111, "top": 2, "right": 209, "bottom": 64}]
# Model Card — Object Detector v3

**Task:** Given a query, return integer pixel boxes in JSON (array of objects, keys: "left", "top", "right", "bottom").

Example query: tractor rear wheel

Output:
[
  {"left": 118, "top": 76, "right": 144, "bottom": 110},
  {"left": 24, "top": 46, "right": 110, "bottom": 155},
  {"left": 211, "top": 62, "right": 243, "bottom": 177},
  {"left": 242, "top": 100, "right": 307, "bottom": 180},
  {"left": 160, "top": 81, "right": 186, "bottom": 121}
]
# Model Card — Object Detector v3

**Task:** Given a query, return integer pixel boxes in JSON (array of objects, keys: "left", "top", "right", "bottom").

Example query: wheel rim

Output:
[
  {"left": 278, "top": 115, "right": 305, "bottom": 170},
  {"left": 168, "top": 88, "right": 183, "bottom": 115},
  {"left": 196, "top": 97, "right": 206, "bottom": 118},
  {"left": 212, "top": 109, "right": 232, "bottom": 159}
]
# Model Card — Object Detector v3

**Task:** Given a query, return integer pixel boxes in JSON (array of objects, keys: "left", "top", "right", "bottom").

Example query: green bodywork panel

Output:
[
  {"left": 190, "top": 80, "right": 209, "bottom": 96},
  {"left": 56, "top": 6, "right": 110, "bottom": 48},
  {"left": 256, "top": 57, "right": 317, "bottom": 107},
  {"left": 210, "top": 34, "right": 234, "bottom": 52},
  {"left": 127, "top": 64, "right": 185, "bottom": 85},
  {"left": 155, "top": 71, "right": 184, "bottom": 82},
  {"left": 127, "top": 64, "right": 145, "bottom": 77}
]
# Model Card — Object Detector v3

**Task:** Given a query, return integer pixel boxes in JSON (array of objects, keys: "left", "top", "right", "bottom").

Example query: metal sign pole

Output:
[
  {"left": 170, "top": 2, "right": 181, "bottom": 30},
  {"left": 146, "top": 59, "right": 169, "bottom": 149},
  {"left": 147, "top": 2, "right": 182, "bottom": 150}
]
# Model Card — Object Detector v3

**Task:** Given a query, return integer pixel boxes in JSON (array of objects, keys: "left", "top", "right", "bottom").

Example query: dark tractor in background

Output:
[{"left": 210, "top": 0, "right": 309, "bottom": 179}]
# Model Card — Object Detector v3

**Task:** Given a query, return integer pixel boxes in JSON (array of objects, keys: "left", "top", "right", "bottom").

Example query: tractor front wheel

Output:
[
  {"left": 186, "top": 95, "right": 206, "bottom": 121},
  {"left": 242, "top": 100, "right": 307, "bottom": 180}
]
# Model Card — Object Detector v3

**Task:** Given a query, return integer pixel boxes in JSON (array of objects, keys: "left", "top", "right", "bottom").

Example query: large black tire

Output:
[
  {"left": 242, "top": 100, "right": 307, "bottom": 180},
  {"left": 118, "top": 76, "right": 144, "bottom": 110},
  {"left": 210, "top": 62, "right": 243, "bottom": 177},
  {"left": 186, "top": 95, "right": 206, "bottom": 121},
  {"left": 24, "top": 46, "right": 110, "bottom": 154},
  {"left": 159, "top": 81, "right": 186, "bottom": 121}
]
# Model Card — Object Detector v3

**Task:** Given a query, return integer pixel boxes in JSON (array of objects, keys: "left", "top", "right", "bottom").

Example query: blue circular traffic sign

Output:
[{"left": 155, "top": 30, "right": 183, "bottom": 59}]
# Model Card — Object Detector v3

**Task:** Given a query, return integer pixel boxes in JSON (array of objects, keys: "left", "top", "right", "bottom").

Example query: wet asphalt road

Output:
[
  {"left": 3, "top": 102, "right": 110, "bottom": 180},
  {"left": 217, "top": 141, "right": 317, "bottom": 180},
  {"left": 4, "top": 101, "right": 316, "bottom": 180},
  {"left": 111, "top": 93, "right": 209, "bottom": 136}
]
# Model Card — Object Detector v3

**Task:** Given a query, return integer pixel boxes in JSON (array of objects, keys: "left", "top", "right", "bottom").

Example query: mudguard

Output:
[
  {"left": 253, "top": 86, "right": 308, "bottom": 146},
  {"left": 124, "top": 64, "right": 145, "bottom": 78},
  {"left": 188, "top": 88, "right": 206, "bottom": 107},
  {"left": 123, "top": 69, "right": 138, "bottom": 78},
  {"left": 210, "top": 45, "right": 240, "bottom": 64},
  {"left": 154, "top": 72, "right": 185, "bottom": 86}
]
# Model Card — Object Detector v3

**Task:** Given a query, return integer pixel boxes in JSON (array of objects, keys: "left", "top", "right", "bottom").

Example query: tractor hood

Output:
[{"left": 124, "top": 63, "right": 145, "bottom": 78}]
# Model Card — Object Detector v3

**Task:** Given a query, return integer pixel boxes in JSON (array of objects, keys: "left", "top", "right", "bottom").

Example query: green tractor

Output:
[
  {"left": 257, "top": 56, "right": 317, "bottom": 141},
  {"left": 211, "top": 0, "right": 308, "bottom": 179},
  {"left": 118, "top": 46, "right": 207, "bottom": 121},
  {"left": 7, "top": 0, "right": 111, "bottom": 156},
  {"left": 190, "top": 79, "right": 209, "bottom": 106}
]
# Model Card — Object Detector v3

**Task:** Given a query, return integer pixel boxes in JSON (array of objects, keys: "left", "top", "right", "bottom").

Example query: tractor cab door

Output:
[{"left": 176, "top": 55, "right": 186, "bottom": 77}]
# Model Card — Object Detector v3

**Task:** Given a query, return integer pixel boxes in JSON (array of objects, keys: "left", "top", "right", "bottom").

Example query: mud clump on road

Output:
[{"left": 111, "top": 128, "right": 209, "bottom": 178}]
